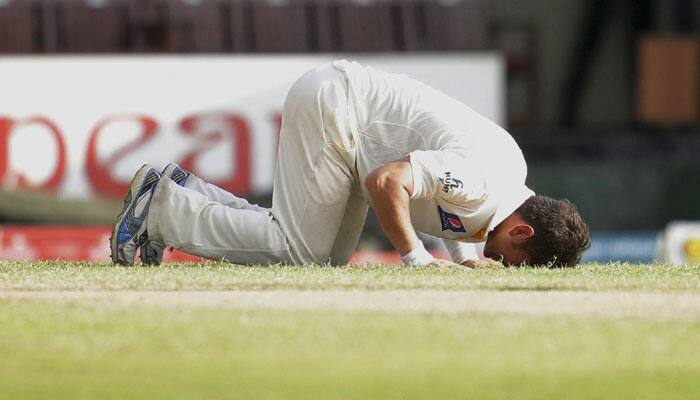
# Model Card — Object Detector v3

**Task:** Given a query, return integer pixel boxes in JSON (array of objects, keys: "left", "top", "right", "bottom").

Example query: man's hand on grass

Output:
[
  {"left": 462, "top": 259, "right": 502, "bottom": 270},
  {"left": 422, "top": 259, "right": 503, "bottom": 271},
  {"left": 425, "top": 259, "right": 472, "bottom": 271}
]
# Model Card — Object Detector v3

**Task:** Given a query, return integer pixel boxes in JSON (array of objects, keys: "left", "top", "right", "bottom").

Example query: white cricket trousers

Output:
[{"left": 146, "top": 63, "right": 368, "bottom": 265}]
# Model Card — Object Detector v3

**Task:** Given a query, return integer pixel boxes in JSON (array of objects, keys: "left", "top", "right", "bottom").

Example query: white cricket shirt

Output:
[{"left": 332, "top": 60, "right": 534, "bottom": 260}]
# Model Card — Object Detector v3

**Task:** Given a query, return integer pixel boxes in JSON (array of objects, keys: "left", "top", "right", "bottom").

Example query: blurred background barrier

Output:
[
  {"left": 0, "top": 189, "right": 119, "bottom": 224},
  {"left": 582, "top": 231, "right": 659, "bottom": 264},
  {"left": 0, "top": 224, "right": 449, "bottom": 264},
  {"left": 1, "top": 0, "right": 699, "bottom": 264},
  {"left": 0, "top": 55, "right": 503, "bottom": 198},
  {"left": 0, "top": 225, "right": 201, "bottom": 261}
]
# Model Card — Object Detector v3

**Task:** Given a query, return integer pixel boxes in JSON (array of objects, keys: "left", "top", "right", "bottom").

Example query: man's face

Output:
[{"left": 483, "top": 222, "right": 531, "bottom": 266}]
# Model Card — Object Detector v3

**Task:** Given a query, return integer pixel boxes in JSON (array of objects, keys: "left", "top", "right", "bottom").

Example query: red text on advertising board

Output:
[
  {"left": 0, "top": 112, "right": 280, "bottom": 198},
  {"left": 0, "top": 116, "right": 67, "bottom": 191}
]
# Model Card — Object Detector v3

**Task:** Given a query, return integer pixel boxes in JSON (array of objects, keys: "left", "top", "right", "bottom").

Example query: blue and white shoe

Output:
[
  {"left": 163, "top": 162, "right": 190, "bottom": 188},
  {"left": 139, "top": 162, "right": 190, "bottom": 265},
  {"left": 110, "top": 164, "right": 161, "bottom": 265}
]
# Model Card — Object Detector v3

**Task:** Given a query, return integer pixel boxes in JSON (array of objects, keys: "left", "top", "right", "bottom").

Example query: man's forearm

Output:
[
  {"left": 368, "top": 178, "right": 420, "bottom": 255},
  {"left": 364, "top": 160, "right": 421, "bottom": 256},
  {"left": 365, "top": 160, "right": 467, "bottom": 269}
]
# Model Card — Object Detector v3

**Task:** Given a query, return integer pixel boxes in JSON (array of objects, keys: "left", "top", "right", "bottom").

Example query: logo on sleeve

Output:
[
  {"left": 438, "top": 206, "right": 466, "bottom": 232},
  {"left": 438, "top": 172, "right": 463, "bottom": 193}
]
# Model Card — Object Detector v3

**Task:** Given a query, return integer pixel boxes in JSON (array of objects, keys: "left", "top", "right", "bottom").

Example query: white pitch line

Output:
[{"left": 2, "top": 290, "right": 700, "bottom": 320}]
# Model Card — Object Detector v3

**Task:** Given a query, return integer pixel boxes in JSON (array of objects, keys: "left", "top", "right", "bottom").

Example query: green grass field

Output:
[{"left": 2, "top": 261, "right": 700, "bottom": 399}]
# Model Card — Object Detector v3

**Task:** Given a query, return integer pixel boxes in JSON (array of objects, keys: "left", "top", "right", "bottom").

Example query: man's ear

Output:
[{"left": 509, "top": 224, "right": 535, "bottom": 242}]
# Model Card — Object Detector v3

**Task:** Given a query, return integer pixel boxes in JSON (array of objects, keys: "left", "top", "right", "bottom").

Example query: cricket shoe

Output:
[
  {"left": 162, "top": 161, "right": 190, "bottom": 187},
  {"left": 139, "top": 162, "right": 190, "bottom": 265},
  {"left": 110, "top": 164, "right": 161, "bottom": 266}
]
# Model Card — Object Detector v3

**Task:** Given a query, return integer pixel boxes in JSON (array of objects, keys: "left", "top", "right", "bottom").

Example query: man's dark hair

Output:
[{"left": 515, "top": 195, "right": 591, "bottom": 268}]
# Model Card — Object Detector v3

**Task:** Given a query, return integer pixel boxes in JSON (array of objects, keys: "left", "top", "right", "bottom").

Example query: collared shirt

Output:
[{"left": 332, "top": 60, "right": 534, "bottom": 260}]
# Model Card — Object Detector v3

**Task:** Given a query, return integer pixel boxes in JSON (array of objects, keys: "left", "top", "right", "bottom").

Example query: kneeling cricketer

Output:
[{"left": 111, "top": 60, "right": 590, "bottom": 269}]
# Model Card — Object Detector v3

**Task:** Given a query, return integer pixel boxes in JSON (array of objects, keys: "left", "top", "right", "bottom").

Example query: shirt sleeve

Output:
[
  {"left": 443, "top": 239, "right": 479, "bottom": 264},
  {"left": 409, "top": 150, "right": 442, "bottom": 199},
  {"left": 409, "top": 150, "right": 487, "bottom": 206}
]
